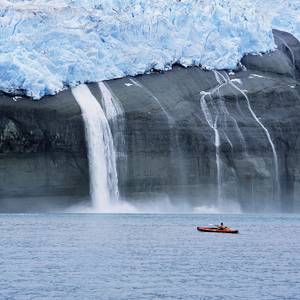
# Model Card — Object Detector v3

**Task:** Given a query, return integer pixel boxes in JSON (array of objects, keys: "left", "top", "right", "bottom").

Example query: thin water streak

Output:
[{"left": 221, "top": 71, "right": 281, "bottom": 202}]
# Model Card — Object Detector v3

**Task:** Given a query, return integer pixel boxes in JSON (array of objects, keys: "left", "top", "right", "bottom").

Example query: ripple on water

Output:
[{"left": 0, "top": 213, "right": 299, "bottom": 300}]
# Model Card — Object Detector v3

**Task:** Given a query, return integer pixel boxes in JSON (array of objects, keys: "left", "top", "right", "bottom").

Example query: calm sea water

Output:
[{"left": 0, "top": 213, "right": 299, "bottom": 300}]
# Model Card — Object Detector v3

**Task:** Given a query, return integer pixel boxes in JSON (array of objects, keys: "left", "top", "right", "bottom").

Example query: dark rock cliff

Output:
[
  {"left": 0, "top": 90, "right": 89, "bottom": 211},
  {"left": 0, "top": 29, "right": 299, "bottom": 212}
]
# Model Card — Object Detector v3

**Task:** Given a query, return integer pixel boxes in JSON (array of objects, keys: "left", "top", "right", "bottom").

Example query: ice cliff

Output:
[{"left": 0, "top": 0, "right": 299, "bottom": 99}]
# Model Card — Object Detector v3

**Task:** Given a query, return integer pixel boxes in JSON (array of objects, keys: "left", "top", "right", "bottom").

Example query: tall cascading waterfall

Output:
[
  {"left": 200, "top": 95, "right": 222, "bottom": 205},
  {"left": 98, "top": 82, "right": 124, "bottom": 128},
  {"left": 202, "top": 70, "right": 280, "bottom": 208},
  {"left": 72, "top": 84, "right": 119, "bottom": 211},
  {"left": 98, "top": 82, "right": 127, "bottom": 195},
  {"left": 219, "top": 71, "right": 281, "bottom": 204},
  {"left": 213, "top": 72, "right": 247, "bottom": 153},
  {"left": 200, "top": 72, "right": 246, "bottom": 207}
]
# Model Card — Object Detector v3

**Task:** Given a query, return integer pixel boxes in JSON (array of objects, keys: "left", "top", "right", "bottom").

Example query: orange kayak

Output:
[{"left": 197, "top": 226, "right": 239, "bottom": 234}]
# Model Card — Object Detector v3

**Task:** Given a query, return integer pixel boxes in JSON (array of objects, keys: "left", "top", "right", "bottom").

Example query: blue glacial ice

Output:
[{"left": 0, "top": 0, "right": 299, "bottom": 99}]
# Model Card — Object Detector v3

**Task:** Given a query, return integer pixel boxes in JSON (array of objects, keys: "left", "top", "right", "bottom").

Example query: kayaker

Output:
[{"left": 218, "top": 222, "right": 226, "bottom": 230}]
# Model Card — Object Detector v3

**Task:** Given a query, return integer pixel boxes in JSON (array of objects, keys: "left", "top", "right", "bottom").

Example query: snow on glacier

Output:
[{"left": 0, "top": 0, "right": 298, "bottom": 99}]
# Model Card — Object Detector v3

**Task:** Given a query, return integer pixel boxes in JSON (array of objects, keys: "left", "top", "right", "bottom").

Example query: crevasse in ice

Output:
[{"left": 0, "top": 0, "right": 299, "bottom": 99}]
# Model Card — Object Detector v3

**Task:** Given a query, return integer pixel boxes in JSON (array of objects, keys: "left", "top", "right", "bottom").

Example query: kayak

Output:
[{"left": 197, "top": 226, "right": 239, "bottom": 234}]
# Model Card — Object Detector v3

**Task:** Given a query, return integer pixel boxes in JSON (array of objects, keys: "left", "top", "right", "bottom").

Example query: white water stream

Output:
[
  {"left": 72, "top": 84, "right": 119, "bottom": 211},
  {"left": 200, "top": 92, "right": 222, "bottom": 205},
  {"left": 99, "top": 82, "right": 124, "bottom": 122},
  {"left": 129, "top": 78, "right": 173, "bottom": 122},
  {"left": 200, "top": 71, "right": 247, "bottom": 206},
  {"left": 200, "top": 69, "right": 280, "bottom": 207},
  {"left": 220, "top": 71, "right": 281, "bottom": 201}
]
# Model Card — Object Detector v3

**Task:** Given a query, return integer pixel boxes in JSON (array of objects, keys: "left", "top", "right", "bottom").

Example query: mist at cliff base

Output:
[{"left": 65, "top": 195, "right": 242, "bottom": 214}]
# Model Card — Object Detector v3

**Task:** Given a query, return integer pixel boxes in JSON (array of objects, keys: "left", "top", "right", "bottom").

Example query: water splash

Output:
[{"left": 72, "top": 84, "right": 119, "bottom": 212}]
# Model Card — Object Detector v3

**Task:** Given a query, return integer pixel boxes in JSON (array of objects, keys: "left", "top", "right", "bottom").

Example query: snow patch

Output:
[
  {"left": 231, "top": 79, "right": 242, "bottom": 85},
  {"left": 250, "top": 74, "right": 267, "bottom": 79}
]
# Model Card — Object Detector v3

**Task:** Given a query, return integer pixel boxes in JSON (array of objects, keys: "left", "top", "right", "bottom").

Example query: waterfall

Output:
[
  {"left": 98, "top": 82, "right": 126, "bottom": 157},
  {"left": 128, "top": 78, "right": 191, "bottom": 200},
  {"left": 201, "top": 69, "right": 280, "bottom": 207},
  {"left": 98, "top": 82, "right": 124, "bottom": 122},
  {"left": 129, "top": 78, "right": 173, "bottom": 122},
  {"left": 221, "top": 74, "right": 281, "bottom": 197},
  {"left": 72, "top": 84, "right": 119, "bottom": 211},
  {"left": 200, "top": 71, "right": 247, "bottom": 206},
  {"left": 215, "top": 82, "right": 247, "bottom": 152},
  {"left": 200, "top": 92, "right": 222, "bottom": 205},
  {"left": 220, "top": 71, "right": 281, "bottom": 202},
  {"left": 98, "top": 81, "right": 127, "bottom": 195}
]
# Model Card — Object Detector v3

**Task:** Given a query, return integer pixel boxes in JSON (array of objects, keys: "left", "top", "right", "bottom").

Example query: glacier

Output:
[{"left": 0, "top": 0, "right": 299, "bottom": 99}]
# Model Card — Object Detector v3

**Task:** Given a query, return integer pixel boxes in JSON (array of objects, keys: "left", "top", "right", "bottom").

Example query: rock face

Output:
[
  {"left": 0, "top": 30, "right": 299, "bottom": 212},
  {"left": 0, "top": 90, "right": 89, "bottom": 211}
]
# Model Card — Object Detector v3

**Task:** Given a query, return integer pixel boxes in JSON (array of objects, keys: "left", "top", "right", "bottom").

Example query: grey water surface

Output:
[{"left": 0, "top": 213, "right": 299, "bottom": 300}]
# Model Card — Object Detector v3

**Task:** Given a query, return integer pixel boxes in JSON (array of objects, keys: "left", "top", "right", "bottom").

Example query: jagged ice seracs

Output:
[{"left": 0, "top": 0, "right": 299, "bottom": 99}]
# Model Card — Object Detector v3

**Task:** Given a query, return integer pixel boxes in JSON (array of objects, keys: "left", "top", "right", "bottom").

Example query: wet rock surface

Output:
[
  {"left": 0, "top": 90, "right": 89, "bottom": 211},
  {"left": 107, "top": 29, "right": 300, "bottom": 212},
  {"left": 0, "top": 30, "right": 299, "bottom": 212}
]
